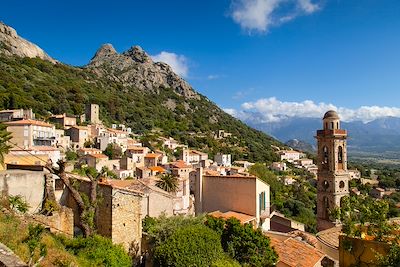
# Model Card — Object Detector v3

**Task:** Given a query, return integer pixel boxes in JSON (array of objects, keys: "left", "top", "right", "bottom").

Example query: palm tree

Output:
[
  {"left": 0, "top": 123, "right": 12, "bottom": 166},
  {"left": 155, "top": 173, "right": 179, "bottom": 193}
]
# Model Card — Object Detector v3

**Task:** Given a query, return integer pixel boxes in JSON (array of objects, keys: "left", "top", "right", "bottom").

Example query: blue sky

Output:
[{"left": 2, "top": 0, "right": 400, "bottom": 122}]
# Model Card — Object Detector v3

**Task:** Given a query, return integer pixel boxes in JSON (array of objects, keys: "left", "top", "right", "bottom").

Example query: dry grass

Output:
[{"left": 0, "top": 210, "right": 79, "bottom": 266}]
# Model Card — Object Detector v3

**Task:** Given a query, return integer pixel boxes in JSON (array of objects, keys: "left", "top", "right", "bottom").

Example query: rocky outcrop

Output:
[
  {"left": 0, "top": 21, "right": 56, "bottom": 63},
  {"left": 86, "top": 44, "right": 199, "bottom": 99}
]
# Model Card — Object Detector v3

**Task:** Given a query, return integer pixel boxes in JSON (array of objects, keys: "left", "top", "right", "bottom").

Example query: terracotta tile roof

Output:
[
  {"left": 209, "top": 210, "right": 256, "bottom": 224},
  {"left": 204, "top": 170, "right": 220, "bottom": 176},
  {"left": 171, "top": 160, "right": 191, "bottom": 169},
  {"left": 190, "top": 150, "right": 208, "bottom": 156},
  {"left": 87, "top": 153, "right": 108, "bottom": 159},
  {"left": 149, "top": 166, "right": 166, "bottom": 172},
  {"left": 145, "top": 153, "right": 160, "bottom": 159},
  {"left": 4, "top": 119, "right": 53, "bottom": 127},
  {"left": 270, "top": 236, "right": 325, "bottom": 267},
  {"left": 316, "top": 226, "right": 341, "bottom": 249},
  {"left": 77, "top": 148, "right": 101, "bottom": 152}
]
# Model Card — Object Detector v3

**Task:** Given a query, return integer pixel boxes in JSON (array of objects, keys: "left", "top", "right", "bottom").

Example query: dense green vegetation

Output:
[
  {"left": 143, "top": 215, "right": 277, "bottom": 267},
  {"left": 249, "top": 163, "right": 317, "bottom": 232},
  {"left": 0, "top": 55, "right": 282, "bottom": 162},
  {"left": 0, "top": 210, "right": 131, "bottom": 266}
]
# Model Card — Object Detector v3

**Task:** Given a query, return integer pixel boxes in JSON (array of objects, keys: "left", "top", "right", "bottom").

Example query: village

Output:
[{"left": 0, "top": 106, "right": 397, "bottom": 267}]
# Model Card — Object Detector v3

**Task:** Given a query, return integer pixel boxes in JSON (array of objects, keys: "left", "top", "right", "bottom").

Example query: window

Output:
[
  {"left": 322, "top": 146, "right": 329, "bottom": 169},
  {"left": 259, "top": 191, "right": 266, "bottom": 213},
  {"left": 338, "top": 146, "right": 343, "bottom": 163},
  {"left": 339, "top": 181, "right": 345, "bottom": 188},
  {"left": 23, "top": 130, "right": 28, "bottom": 137},
  {"left": 331, "top": 122, "right": 334, "bottom": 129}
]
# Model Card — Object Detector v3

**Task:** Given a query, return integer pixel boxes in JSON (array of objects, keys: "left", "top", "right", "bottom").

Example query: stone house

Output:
[
  {"left": 191, "top": 168, "right": 271, "bottom": 231},
  {"left": 271, "top": 162, "right": 287, "bottom": 172},
  {"left": 0, "top": 108, "right": 34, "bottom": 122},
  {"left": 97, "top": 128, "right": 129, "bottom": 152},
  {"left": 214, "top": 153, "right": 232, "bottom": 167},
  {"left": 144, "top": 153, "right": 160, "bottom": 168},
  {"left": 66, "top": 126, "right": 89, "bottom": 149},
  {"left": 5, "top": 119, "right": 56, "bottom": 149},
  {"left": 181, "top": 149, "right": 208, "bottom": 165},
  {"left": 49, "top": 113, "right": 77, "bottom": 128},
  {"left": 61, "top": 177, "right": 143, "bottom": 251},
  {"left": 55, "top": 129, "right": 71, "bottom": 151},
  {"left": 125, "top": 146, "right": 149, "bottom": 168},
  {"left": 76, "top": 147, "right": 102, "bottom": 157},
  {"left": 278, "top": 150, "right": 303, "bottom": 162},
  {"left": 80, "top": 154, "right": 119, "bottom": 173}
]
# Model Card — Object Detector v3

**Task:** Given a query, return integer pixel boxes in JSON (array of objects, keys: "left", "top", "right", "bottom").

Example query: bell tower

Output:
[{"left": 316, "top": 110, "right": 350, "bottom": 231}]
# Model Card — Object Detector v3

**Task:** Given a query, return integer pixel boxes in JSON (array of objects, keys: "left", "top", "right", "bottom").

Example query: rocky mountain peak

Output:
[
  {"left": 86, "top": 44, "right": 199, "bottom": 99},
  {"left": 0, "top": 21, "right": 56, "bottom": 63},
  {"left": 123, "top": 45, "right": 152, "bottom": 63},
  {"left": 92, "top": 43, "right": 117, "bottom": 58}
]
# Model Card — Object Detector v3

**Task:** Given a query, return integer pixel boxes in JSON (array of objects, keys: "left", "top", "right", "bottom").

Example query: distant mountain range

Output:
[{"left": 246, "top": 116, "right": 400, "bottom": 155}]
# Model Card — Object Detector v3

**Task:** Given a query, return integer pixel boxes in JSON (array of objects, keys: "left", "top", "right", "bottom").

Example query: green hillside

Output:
[{"left": 0, "top": 55, "right": 281, "bottom": 162}]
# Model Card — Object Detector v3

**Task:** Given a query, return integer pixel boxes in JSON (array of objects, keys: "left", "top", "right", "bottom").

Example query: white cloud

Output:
[
  {"left": 230, "top": 0, "right": 320, "bottom": 33},
  {"left": 151, "top": 51, "right": 189, "bottom": 78},
  {"left": 226, "top": 97, "right": 400, "bottom": 123}
]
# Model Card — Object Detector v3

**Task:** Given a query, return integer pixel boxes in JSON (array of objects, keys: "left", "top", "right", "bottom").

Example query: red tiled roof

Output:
[
  {"left": 87, "top": 153, "right": 108, "bottom": 159},
  {"left": 209, "top": 210, "right": 255, "bottom": 224},
  {"left": 149, "top": 166, "right": 166, "bottom": 172},
  {"left": 5, "top": 119, "right": 53, "bottom": 127},
  {"left": 77, "top": 148, "right": 101, "bottom": 152},
  {"left": 270, "top": 236, "right": 325, "bottom": 267},
  {"left": 145, "top": 153, "right": 161, "bottom": 159},
  {"left": 171, "top": 160, "right": 190, "bottom": 169}
]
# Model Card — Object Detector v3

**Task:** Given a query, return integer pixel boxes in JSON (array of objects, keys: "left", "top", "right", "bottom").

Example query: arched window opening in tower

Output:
[
  {"left": 338, "top": 146, "right": 343, "bottom": 163},
  {"left": 323, "top": 146, "right": 329, "bottom": 169}
]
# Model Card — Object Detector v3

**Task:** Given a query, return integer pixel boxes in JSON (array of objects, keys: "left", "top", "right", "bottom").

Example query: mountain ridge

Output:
[
  {"left": 0, "top": 21, "right": 56, "bottom": 63},
  {"left": 86, "top": 43, "right": 198, "bottom": 99},
  {"left": 0, "top": 21, "right": 282, "bottom": 162}
]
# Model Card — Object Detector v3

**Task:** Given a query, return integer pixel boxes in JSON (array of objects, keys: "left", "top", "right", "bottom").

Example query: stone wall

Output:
[
  {"left": 111, "top": 189, "right": 142, "bottom": 252},
  {"left": 31, "top": 207, "right": 74, "bottom": 237}
]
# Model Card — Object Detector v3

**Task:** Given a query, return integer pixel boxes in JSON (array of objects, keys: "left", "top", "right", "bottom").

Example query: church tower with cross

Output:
[{"left": 316, "top": 110, "right": 350, "bottom": 231}]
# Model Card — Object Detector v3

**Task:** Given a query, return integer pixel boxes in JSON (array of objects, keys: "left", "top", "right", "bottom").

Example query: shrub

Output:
[
  {"left": 206, "top": 216, "right": 278, "bottom": 267},
  {"left": 154, "top": 224, "right": 225, "bottom": 267},
  {"left": 58, "top": 234, "right": 132, "bottom": 267},
  {"left": 8, "top": 195, "right": 30, "bottom": 213}
]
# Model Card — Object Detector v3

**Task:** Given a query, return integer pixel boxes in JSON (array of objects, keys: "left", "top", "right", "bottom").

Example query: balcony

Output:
[{"left": 316, "top": 129, "right": 347, "bottom": 137}]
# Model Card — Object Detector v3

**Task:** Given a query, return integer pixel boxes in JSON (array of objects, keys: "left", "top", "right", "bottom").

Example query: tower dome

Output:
[
  {"left": 323, "top": 110, "right": 339, "bottom": 120},
  {"left": 322, "top": 110, "right": 340, "bottom": 130}
]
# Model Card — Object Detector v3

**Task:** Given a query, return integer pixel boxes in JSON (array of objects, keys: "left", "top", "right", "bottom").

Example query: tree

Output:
[
  {"left": 46, "top": 161, "right": 100, "bottom": 237},
  {"left": 0, "top": 123, "right": 12, "bottom": 166},
  {"left": 154, "top": 224, "right": 225, "bottom": 267},
  {"left": 206, "top": 216, "right": 278, "bottom": 266},
  {"left": 103, "top": 143, "right": 122, "bottom": 159},
  {"left": 332, "top": 195, "right": 397, "bottom": 242},
  {"left": 155, "top": 173, "right": 179, "bottom": 193}
]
